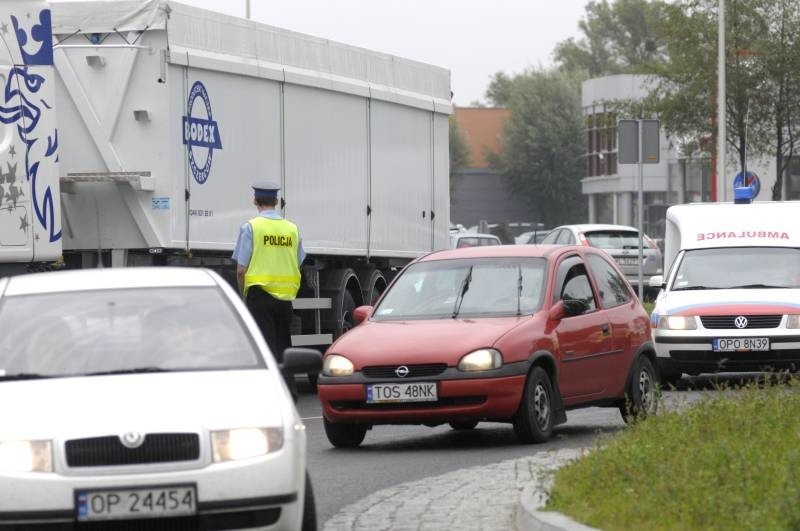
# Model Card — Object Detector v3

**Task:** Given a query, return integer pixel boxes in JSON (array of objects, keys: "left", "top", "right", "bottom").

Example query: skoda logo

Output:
[
  {"left": 395, "top": 365, "right": 410, "bottom": 378},
  {"left": 734, "top": 316, "right": 748, "bottom": 329},
  {"left": 120, "top": 431, "right": 145, "bottom": 449},
  {"left": 182, "top": 81, "right": 223, "bottom": 185}
]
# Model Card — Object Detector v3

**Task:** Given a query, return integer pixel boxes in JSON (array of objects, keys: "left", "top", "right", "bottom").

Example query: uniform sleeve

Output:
[
  {"left": 232, "top": 222, "right": 253, "bottom": 267},
  {"left": 297, "top": 233, "right": 306, "bottom": 264}
]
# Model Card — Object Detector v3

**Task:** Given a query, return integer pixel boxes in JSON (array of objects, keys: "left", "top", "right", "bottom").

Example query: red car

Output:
[{"left": 317, "top": 245, "right": 655, "bottom": 447}]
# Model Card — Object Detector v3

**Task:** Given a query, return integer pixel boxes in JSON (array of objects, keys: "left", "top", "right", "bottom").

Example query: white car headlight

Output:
[
  {"left": 458, "top": 349, "right": 502, "bottom": 372},
  {"left": 0, "top": 440, "right": 52, "bottom": 472},
  {"left": 211, "top": 428, "right": 283, "bottom": 462},
  {"left": 323, "top": 354, "right": 354, "bottom": 376},
  {"left": 787, "top": 315, "right": 800, "bottom": 329},
  {"left": 658, "top": 315, "right": 697, "bottom": 330}
]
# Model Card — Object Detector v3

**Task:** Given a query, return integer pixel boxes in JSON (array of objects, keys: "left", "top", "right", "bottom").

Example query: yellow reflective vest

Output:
[{"left": 243, "top": 216, "right": 301, "bottom": 301}]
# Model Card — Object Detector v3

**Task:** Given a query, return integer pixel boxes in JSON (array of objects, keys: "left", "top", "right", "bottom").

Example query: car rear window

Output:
[
  {"left": 0, "top": 287, "right": 264, "bottom": 378},
  {"left": 584, "top": 230, "right": 640, "bottom": 249}
]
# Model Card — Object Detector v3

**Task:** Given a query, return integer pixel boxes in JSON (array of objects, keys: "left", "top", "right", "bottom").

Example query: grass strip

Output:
[{"left": 546, "top": 381, "right": 800, "bottom": 530}]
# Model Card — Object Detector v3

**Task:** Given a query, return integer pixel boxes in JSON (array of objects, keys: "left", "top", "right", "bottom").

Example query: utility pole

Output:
[
  {"left": 716, "top": 0, "right": 726, "bottom": 201},
  {"left": 246, "top": 0, "right": 251, "bottom": 19}
]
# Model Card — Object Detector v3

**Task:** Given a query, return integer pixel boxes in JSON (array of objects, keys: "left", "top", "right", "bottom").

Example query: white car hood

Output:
[
  {"left": 659, "top": 289, "right": 800, "bottom": 316},
  {"left": 0, "top": 370, "right": 288, "bottom": 440}
]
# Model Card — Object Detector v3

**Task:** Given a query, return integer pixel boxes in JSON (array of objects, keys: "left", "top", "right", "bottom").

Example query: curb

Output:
[{"left": 514, "top": 449, "right": 599, "bottom": 531}]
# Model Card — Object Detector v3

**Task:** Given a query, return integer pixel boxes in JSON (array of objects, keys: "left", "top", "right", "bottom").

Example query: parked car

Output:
[
  {"left": 449, "top": 232, "right": 502, "bottom": 248},
  {"left": 0, "top": 267, "right": 320, "bottom": 529},
  {"left": 317, "top": 244, "right": 656, "bottom": 448},
  {"left": 515, "top": 230, "right": 551, "bottom": 245},
  {"left": 541, "top": 224, "right": 663, "bottom": 296}
]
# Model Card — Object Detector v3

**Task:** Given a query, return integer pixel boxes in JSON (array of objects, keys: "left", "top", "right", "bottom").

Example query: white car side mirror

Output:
[{"left": 649, "top": 275, "right": 665, "bottom": 289}]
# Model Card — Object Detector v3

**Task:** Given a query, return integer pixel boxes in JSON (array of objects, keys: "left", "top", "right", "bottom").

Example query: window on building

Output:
[{"left": 583, "top": 106, "right": 617, "bottom": 178}]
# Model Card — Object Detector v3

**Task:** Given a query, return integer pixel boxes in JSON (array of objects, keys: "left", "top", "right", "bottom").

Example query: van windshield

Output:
[{"left": 672, "top": 247, "right": 800, "bottom": 290}]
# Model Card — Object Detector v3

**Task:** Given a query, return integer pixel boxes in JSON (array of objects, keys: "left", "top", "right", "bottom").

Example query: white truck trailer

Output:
[{"left": 0, "top": 0, "right": 452, "bottom": 347}]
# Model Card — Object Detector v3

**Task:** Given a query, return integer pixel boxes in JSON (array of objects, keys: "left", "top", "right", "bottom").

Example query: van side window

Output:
[{"left": 587, "top": 254, "right": 630, "bottom": 308}]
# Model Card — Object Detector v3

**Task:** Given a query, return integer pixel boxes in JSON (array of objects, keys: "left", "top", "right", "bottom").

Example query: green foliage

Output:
[
  {"left": 491, "top": 69, "right": 586, "bottom": 226},
  {"left": 554, "top": 0, "right": 669, "bottom": 77},
  {"left": 485, "top": 72, "right": 514, "bottom": 107},
  {"left": 547, "top": 381, "right": 800, "bottom": 530},
  {"left": 449, "top": 117, "right": 470, "bottom": 200}
]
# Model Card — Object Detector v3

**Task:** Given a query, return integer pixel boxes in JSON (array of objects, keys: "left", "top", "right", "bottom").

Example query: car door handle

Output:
[{"left": 601, "top": 324, "right": 611, "bottom": 336}]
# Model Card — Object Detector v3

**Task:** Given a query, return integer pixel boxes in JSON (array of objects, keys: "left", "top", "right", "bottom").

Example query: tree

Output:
[
  {"left": 554, "top": 0, "right": 669, "bottom": 77},
  {"left": 449, "top": 116, "right": 470, "bottom": 200},
  {"left": 490, "top": 69, "right": 586, "bottom": 226},
  {"left": 485, "top": 72, "right": 514, "bottom": 107}
]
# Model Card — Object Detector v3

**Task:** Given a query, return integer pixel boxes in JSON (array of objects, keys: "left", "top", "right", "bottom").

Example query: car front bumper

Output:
[
  {"left": 654, "top": 328, "right": 800, "bottom": 374},
  {"left": 318, "top": 372, "right": 527, "bottom": 424}
]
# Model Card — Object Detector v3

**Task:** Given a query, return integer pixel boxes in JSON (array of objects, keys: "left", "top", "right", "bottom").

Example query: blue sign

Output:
[
  {"left": 182, "top": 81, "right": 222, "bottom": 184},
  {"left": 732, "top": 170, "right": 760, "bottom": 204}
]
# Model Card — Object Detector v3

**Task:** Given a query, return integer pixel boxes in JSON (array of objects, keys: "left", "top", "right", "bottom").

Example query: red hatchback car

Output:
[{"left": 317, "top": 245, "right": 656, "bottom": 447}]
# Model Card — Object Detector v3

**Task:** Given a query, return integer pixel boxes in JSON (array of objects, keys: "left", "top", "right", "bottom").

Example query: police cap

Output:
[{"left": 252, "top": 181, "right": 280, "bottom": 199}]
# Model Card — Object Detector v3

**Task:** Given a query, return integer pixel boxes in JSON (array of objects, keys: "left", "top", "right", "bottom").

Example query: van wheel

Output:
[
  {"left": 449, "top": 420, "right": 478, "bottom": 430},
  {"left": 620, "top": 356, "right": 658, "bottom": 423},
  {"left": 324, "top": 418, "right": 367, "bottom": 448},
  {"left": 301, "top": 471, "right": 317, "bottom": 531},
  {"left": 512, "top": 367, "right": 554, "bottom": 444}
]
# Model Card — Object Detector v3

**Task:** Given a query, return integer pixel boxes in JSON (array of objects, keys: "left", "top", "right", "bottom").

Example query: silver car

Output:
[{"left": 541, "top": 224, "right": 663, "bottom": 295}]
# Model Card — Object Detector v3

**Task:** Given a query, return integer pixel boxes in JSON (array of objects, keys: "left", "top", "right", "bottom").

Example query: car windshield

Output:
[
  {"left": 0, "top": 286, "right": 264, "bottom": 379},
  {"left": 373, "top": 257, "right": 546, "bottom": 320},
  {"left": 585, "top": 230, "right": 640, "bottom": 249},
  {"left": 672, "top": 247, "right": 800, "bottom": 290}
]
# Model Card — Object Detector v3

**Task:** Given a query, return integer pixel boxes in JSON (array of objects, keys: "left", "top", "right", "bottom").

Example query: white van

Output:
[{"left": 649, "top": 201, "right": 800, "bottom": 385}]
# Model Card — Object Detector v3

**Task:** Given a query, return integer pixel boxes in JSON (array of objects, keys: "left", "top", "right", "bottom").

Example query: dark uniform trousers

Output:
[{"left": 246, "top": 287, "right": 297, "bottom": 399}]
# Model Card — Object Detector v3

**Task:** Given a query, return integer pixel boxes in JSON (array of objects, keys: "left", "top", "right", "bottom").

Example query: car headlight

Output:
[
  {"left": 658, "top": 315, "right": 697, "bottom": 330},
  {"left": 787, "top": 315, "right": 800, "bottom": 329},
  {"left": 211, "top": 428, "right": 283, "bottom": 462},
  {"left": 322, "top": 354, "right": 354, "bottom": 376},
  {"left": 458, "top": 349, "right": 502, "bottom": 372},
  {"left": 0, "top": 440, "right": 52, "bottom": 472}
]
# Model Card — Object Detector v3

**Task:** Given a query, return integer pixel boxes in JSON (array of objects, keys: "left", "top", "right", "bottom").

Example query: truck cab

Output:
[{"left": 650, "top": 199, "right": 800, "bottom": 385}]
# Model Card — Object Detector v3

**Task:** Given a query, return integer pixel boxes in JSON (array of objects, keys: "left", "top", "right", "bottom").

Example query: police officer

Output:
[{"left": 232, "top": 182, "right": 305, "bottom": 372}]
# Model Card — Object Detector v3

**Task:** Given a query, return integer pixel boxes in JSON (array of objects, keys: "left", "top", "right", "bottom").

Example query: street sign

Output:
[
  {"left": 618, "top": 120, "right": 639, "bottom": 164},
  {"left": 641, "top": 120, "right": 660, "bottom": 163}
]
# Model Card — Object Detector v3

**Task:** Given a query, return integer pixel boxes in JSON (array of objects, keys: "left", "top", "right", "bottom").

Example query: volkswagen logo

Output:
[
  {"left": 395, "top": 365, "right": 410, "bottom": 378},
  {"left": 120, "top": 431, "right": 145, "bottom": 449},
  {"left": 734, "top": 316, "right": 748, "bottom": 329}
]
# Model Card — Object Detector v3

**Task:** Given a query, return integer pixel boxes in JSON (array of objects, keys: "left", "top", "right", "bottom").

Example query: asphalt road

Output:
[{"left": 297, "top": 373, "right": 766, "bottom": 525}]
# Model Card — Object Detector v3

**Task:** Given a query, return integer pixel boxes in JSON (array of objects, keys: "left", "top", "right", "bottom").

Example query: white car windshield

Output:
[
  {"left": 584, "top": 230, "right": 640, "bottom": 249},
  {"left": 373, "top": 257, "right": 546, "bottom": 320},
  {"left": 672, "top": 247, "right": 800, "bottom": 290},
  {"left": 0, "top": 287, "right": 264, "bottom": 379}
]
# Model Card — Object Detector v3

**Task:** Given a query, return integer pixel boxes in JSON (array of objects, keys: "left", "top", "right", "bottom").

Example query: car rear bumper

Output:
[{"left": 318, "top": 374, "right": 527, "bottom": 424}]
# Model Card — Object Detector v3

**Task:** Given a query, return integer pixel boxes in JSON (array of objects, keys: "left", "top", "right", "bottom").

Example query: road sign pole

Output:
[{"left": 638, "top": 121, "right": 644, "bottom": 301}]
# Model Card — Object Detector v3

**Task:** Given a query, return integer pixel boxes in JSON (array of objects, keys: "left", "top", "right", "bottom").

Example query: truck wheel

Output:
[
  {"left": 340, "top": 291, "right": 356, "bottom": 335},
  {"left": 620, "top": 356, "right": 658, "bottom": 423},
  {"left": 324, "top": 418, "right": 367, "bottom": 448},
  {"left": 512, "top": 367, "right": 554, "bottom": 444},
  {"left": 301, "top": 471, "right": 317, "bottom": 531}
]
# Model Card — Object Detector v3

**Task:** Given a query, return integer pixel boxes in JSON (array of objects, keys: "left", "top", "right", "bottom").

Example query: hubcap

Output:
[
  {"left": 638, "top": 368, "right": 653, "bottom": 412},
  {"left": 533, "top": 383, "right": 550, "bottom": 429}
]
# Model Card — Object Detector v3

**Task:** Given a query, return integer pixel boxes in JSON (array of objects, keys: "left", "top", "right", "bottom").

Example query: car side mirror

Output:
[
  {"left": 562, "top": 299, "right": 588, "bottom": 317},
  {"left": 280, "top": 347, "right": 322, "bottom": 375},
  {"left": 353, "top": 305, "right": 374, "bottom": 324},
  {"left": 649, "top": 275, "right": 665, "bottom": 290}
]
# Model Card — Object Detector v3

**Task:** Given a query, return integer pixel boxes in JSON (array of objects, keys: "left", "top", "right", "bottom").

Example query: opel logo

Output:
[
  {"left": 395, "top": 365, "right": 410, "bottom": 378},
  {"left": 734, "top": 316, "right": 748, "bottom": 329},
  {"left": 120, "top": 432, "right": 145, "bottom": 449}
]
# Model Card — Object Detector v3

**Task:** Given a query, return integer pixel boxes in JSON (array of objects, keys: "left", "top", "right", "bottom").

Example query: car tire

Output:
[
  {"left": 512, "top": 366, "right": 555, "bottom": 444},
  {"left": 302, "top": 471, "right": 317, "bottom": 531},
  {"left": 323, "top": 418, "right": 367, "bottom": 448},
  {"left": 448, "top": 420, "right": 479, "bottom": 430},
  {"left": 620, "top": 356, "right": 658, "bottom": 423}
]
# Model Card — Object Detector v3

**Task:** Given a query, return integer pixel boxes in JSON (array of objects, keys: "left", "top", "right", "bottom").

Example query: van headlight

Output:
[
  {"left": 658, "top": 315, "right": 697, "bottom": 330},
  {"left": 458, "top": 349, "right": 502, "bottom": 371},
  {"left": 0, "top": 440, "right": 52, "bottom": 472},
  {"left": 323, "top": 354, "right": 354, "bottom": 376},
  {"left": 787, "top": 315, "right": 800, "bottom": 329},
  {"left": 211, "top": 428, "right": 283, "bottom": 462}
]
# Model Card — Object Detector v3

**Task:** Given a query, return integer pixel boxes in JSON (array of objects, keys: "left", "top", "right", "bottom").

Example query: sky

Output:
[{"left": 53, "top": 0, "right": 590, "bottom": 106}]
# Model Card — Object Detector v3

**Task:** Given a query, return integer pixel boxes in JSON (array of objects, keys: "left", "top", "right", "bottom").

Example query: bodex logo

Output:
[{"left": 182, "top": 81, "right": 223, "bottom": 184}]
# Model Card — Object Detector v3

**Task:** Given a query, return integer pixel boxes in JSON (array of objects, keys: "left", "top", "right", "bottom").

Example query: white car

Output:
[
  {"left": 448, "top": 232, "right": 502, "bottom": 248},
  {"left": 0, "top": 267, "right": 320, "bottom": 529}
]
